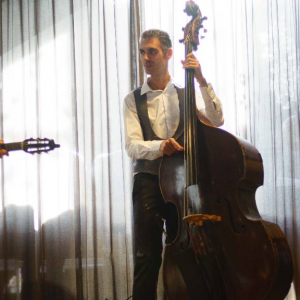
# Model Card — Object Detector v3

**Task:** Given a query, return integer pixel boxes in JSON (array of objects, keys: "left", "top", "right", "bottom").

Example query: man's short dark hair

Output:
[{"left": 140, "top": 29, "right": 172, "bottom": 56}]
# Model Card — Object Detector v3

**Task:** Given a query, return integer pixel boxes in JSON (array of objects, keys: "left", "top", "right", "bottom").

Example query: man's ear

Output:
[{"left": 166, "top": 48, "right": 173, "bottom": 60}]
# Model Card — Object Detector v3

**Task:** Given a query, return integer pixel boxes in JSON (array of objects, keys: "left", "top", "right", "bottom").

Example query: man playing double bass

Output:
[{"left": 123, "top": 29, "right": 224, "bottom": 299}]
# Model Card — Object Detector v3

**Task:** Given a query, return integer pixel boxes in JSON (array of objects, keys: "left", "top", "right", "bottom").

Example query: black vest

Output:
[{"left": 133, "top": 86, "right": 184, "bottom": 175}]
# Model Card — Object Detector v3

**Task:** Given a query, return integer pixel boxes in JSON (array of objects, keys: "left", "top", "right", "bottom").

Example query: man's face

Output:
[{"left": 139, "top": 37, "right": 172, "bottom": 76}]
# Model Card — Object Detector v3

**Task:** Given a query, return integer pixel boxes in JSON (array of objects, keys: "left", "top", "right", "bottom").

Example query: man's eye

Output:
[
  {"left": 149, "top": 49, "right": 157, "bottom": 55},
  {"left": 139, "top": 50, "right": 145, "bottom": 55}
]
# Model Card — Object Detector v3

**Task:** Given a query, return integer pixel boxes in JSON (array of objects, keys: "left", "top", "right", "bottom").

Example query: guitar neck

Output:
[{"left": 0, "top": 142, "right": 23, "bottom": 152}]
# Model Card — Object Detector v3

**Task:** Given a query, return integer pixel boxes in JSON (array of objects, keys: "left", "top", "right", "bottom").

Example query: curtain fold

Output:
[{"left": 130, "top": 0, "right": 143, "bottom": 89}]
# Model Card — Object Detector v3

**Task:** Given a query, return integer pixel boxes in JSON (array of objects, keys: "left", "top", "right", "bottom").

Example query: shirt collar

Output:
[{"left": 140, "top": 77, "right": 182, "bottom": 95}]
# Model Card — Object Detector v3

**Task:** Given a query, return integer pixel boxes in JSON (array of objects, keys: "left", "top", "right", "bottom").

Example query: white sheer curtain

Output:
[
  {"left": 0, "top": 0, "right": 133, "bottom": 299},
  {"left": 137, "top": 0, "right": 299, "bottom": 299},
  {"left": 0, "top": 0, "right": 299, "bottom": 299}
]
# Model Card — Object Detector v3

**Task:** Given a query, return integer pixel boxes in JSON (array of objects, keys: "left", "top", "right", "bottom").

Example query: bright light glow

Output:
[{"left": 1, "top": 30, "right": 75, "bottom": 229}]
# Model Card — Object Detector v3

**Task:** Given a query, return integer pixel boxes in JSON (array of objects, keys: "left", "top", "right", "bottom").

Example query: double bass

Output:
[{"left": 159, "top": 1, "right": 293, "bottom": 299}]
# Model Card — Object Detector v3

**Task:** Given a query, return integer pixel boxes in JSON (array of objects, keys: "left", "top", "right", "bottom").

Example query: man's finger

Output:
[{"left": 170, "top": 138, "right": 184, "bottom": 151}]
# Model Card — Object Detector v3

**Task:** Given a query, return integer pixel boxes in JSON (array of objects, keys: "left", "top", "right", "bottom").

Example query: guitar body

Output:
[{"left": 160, "top": 121, "right": 293, "bottom": 300}]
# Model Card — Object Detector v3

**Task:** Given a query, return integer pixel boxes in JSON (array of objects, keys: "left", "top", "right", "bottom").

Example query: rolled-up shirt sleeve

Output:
[
  {"left": 123, "top": 92, "right": 163, "bottom": 161},
  {"left": 196, "top": 83, "right": 224, "bottom": 127}
]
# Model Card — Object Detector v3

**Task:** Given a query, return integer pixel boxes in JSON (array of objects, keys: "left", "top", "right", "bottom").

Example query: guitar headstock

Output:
[
  {"left": 179, "top": 1, "right": 207, "bottom": 51},
  {"left": 23, "top": 138, "right": 60, "bottom": 154}
]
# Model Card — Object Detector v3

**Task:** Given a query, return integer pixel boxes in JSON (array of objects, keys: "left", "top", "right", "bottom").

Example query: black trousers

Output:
[{"left": 132, "top": 173, "right": 177, "bottom": 300}]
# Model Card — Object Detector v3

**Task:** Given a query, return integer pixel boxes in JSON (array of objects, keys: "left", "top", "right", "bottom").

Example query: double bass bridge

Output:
[{"left": 183, "top": 214, "right": 221, "bottom": 226}]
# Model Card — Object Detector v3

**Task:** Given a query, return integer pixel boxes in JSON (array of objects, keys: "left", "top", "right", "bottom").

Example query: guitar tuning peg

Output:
[
  {"left": 201, "top": 36, "right": 205, "bottom": 39},
  {"left": 204, "top": 29, "right": 207, "bottom": 33}
]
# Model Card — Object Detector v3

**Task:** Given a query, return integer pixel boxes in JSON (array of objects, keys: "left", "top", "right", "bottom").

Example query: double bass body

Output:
[{"left": 160, "top": 122, "right": 293, "bottom": 299}]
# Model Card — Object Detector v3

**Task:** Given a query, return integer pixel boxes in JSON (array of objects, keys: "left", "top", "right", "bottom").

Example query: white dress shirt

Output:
[{"left": 123, "top": 78, "right": 224, "bottom": 161}]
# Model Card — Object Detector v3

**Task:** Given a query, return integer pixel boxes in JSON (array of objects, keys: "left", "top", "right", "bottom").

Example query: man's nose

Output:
[{"left": 142, "top": 52, "right": 149, "bottom": 60}]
